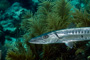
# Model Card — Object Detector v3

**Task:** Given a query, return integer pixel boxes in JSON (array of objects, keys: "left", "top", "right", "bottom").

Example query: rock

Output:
[
  {"left": 0, "top": 30, "right": 5, "bottom": 45},
  {"left": 0, "top": 2, "right": 29, "bottom": 33},
  {"left": 3, "top": 2, "right": 28, "bottom": 20}
]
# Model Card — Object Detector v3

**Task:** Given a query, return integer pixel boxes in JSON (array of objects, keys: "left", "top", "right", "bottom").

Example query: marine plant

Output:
[
  {"left": 46, "top": 0, "right": 71, "bottom": 31},
  {"left": 67, "top": 0, "right": 90, "bottom": 28},
  {"left": 6, "top": 0, "right": 90, "bottom": 60},
  {"left": 72, "top": 9, "right": 90, "bottom": 27},
  {"left": 6, "top": 41, "right": 35, "bottom": 60}
]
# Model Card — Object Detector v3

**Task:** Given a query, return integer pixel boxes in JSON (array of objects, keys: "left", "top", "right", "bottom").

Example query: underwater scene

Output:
[{"left": 1, "top": 0, "right": 90, "bottom": 60}]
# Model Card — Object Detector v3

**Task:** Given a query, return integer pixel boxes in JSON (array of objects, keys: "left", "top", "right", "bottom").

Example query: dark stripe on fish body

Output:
[
  {"left": 85, "top": 30, "right": 90, "bottom": 34},
  {"left": 72, "top": 30, "right": 74, "bottom": 34},
  {"left": 78, "top": 30, "right": 80, "bottom": 34},
  {"left": 81, "top": 35, "right": 83, "bottom": 38},
  {"left": 70, "top": 30, "right": 90, "bottom": 34},
  {"left": 80, "top": 34, "right": 90, "bottom": 40},
  {"left": 54, "top": 32, "right": 63, "bottom": 39},
  {"left": 83, "top": 30, "right": 89, "bottom": 34}
]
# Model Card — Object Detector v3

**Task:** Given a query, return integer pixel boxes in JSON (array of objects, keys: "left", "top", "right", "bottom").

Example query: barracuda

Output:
[{"left": 29, "top": 27, "right": 90, "bottom": 48}]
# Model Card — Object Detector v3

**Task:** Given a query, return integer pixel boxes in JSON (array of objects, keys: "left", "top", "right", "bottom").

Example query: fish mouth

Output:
[{"left": 29, "top": 39, "right": 47, "bottom": 44}]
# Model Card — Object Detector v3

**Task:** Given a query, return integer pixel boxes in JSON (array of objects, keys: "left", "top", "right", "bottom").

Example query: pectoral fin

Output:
[{"left": 65, "top": 42, "right": 74, "bottom": 48}]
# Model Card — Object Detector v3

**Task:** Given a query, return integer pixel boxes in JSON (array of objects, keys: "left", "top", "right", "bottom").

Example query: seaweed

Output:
[
  {"left": 46, "top": 0, "right": 71, "bottom": 31},
  {"left": 72, "top": 9, "right": 90, "bottom": 27},
  {"left": 6, "top": 40, "right": 35, "bottom": 60},
  {"left": 85, "top": 1, "right": 90, "bottom": 13},
  {"left": 72, "top": 0, "right": 90, "bottom": 28}
]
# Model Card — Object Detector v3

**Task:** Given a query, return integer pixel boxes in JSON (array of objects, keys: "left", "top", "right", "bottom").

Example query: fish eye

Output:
[{"left": 42, "top": 35, "right": 49, "bottom": 39}]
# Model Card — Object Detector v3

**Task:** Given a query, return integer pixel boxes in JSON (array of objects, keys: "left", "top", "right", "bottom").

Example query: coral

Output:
[
  {"left": 21, "top": 10, "right": 33, "bottom": 32},
  {"left": 72, "top": 9, "right": 90, "bottom": 27},
  {"left": 85, "top": 1, "right": 90, "bottom": 13},
  {"left": 70, "top": 1, "right": 90, "bottom": 42},
  {"left": 21, "top": 10, "right": 33, "bottom": 19},
  {"left": 46, "top": 0, "right": 71, "bottom": 31}
]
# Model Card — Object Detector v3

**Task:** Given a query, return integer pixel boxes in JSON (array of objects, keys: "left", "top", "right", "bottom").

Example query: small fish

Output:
[{"left": 29, "top": 27, "right": 90, "bottom": 48}]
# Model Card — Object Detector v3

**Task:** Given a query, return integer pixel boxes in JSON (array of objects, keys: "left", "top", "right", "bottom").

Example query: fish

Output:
[{"left": 29, "top": 27, "right": 90, "bottom": 48}]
